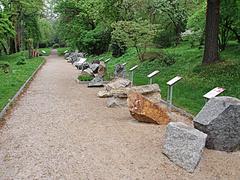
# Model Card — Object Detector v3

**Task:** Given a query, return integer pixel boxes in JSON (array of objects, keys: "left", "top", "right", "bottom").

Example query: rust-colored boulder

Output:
[{"left": 127, "top": 92, "right": 170, "bottom": 125}]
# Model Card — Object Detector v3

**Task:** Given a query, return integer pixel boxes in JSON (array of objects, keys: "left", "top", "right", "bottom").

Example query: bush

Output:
[
  {"left": 52, "top": 43, "right": 60, "bottom": 49},
  {"left": 79, "top": 24, "right": 111, "bottom": 55},
  {"left": 111, "top": 41, "right": 127, "bottom": 57},
  {"left": 142, "top": 51, "right": 176, "bottom": 66},
  {"left": 78, "top": 74, "right": 94, "bottom": 81},
  {"left": 16, "top": 56, "right": 27, "bottom": 65},
  {"left": 0, "top": 61, "right": 10, "bottom": 73},
  {"left": 154, "top": 30, "right": 176, "bottom": 48}
]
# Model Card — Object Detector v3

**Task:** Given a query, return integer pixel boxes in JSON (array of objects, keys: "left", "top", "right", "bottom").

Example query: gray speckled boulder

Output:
[
  {"left": 194, "top": 96, "right": 240, "bottom": 152},
  {"left": 163, "top": 122, "right": 207, "bottom": 173}
]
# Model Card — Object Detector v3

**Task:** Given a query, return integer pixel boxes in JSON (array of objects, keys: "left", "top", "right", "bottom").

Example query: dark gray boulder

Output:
[{"left": 194, "top": 96, "right": 240, "bottom": 152}]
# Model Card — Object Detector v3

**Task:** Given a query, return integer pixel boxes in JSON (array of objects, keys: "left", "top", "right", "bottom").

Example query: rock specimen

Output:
[
  {"left": 88, "top": 76, "right": 104, "bottom": 87},
  {"left": 114, "top": 64, "right": 126, "bottom": 78},
  {"left": 163, "top": 122, "right": 207, "bottom": 173},
  {"left": 127, "top": 92, "right": 169, "bottom": 125},
  {"left": 98, "top": 84, "right": 160, "bottom": 98},
  {"left": 193, "top": 96, "right": 240, "bottom": 152},
  {"left": 98, "top": 62, "right": 106, "bottom": 77},
  {"left": 98, "top": 84, "right": 162, "bottom": 106},
  {"left": 105, "top": 78, "right": 131, "bottom": 91}
]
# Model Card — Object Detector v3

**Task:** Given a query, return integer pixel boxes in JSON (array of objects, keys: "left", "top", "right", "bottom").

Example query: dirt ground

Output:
[{"left": 0, "top": 51, "right": 239, "bottom": 180}]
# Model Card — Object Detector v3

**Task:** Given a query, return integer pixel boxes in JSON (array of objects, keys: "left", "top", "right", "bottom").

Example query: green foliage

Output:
[
  {"left": 0, "top": 61, "right": 10, "bottom": 73},
  {"left": 16, "top": 56, "right": 26, "bottom": 65},
  {"left": 111, "top": 20, "right": 156, "bottom": 61},
  {"left": 38, "top": 18, "right": 54, "bottom": 48},
  {"left": 0, "top": 12, "right": 15, "bottom": 54},
  {"left": 57, "top": 47, "right": 70, "bottom": 56},
  {"left": 0, "top": 53, "right": 43, "bottom": 111},
  {"left": 154, "top": 29, "right": 176, "bottom": 48},
  {"left": 78, "top": 74, "right": 94, "bottom": 81},
  {"left": 80, "top": 24, "right": 111, "bottom": 55},
  {"left": 52, "top": 43, "right": 60, "bottom": 49}
]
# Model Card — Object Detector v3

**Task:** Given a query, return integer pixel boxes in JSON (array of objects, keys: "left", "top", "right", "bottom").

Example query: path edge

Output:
[{"left": 0, "top": 57, "right": 46, "bottom": 120}]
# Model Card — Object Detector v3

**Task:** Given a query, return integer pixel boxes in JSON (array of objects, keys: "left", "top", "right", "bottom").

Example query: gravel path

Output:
[{"left": 0, "top": 51, "right": 239, "bottom": 180}]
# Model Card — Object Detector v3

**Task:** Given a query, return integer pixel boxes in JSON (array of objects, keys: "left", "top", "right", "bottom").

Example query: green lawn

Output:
[
  {"left": 57, "top": 47, "right": 70, "bottom": 56},
  {"left": 38, "top": 48, "right": 51, "bottom": 56},
  {"left": 87, "top": 42, "right": 240, "bottom": 115},
  {"left": 0, "top": 53, "right": 44, "bottom": 111}
]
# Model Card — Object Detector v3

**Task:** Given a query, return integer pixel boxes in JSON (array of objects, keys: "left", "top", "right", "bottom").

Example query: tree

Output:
[
  {"left": 111, "top": 20, "right": 156, "bottom": 61},
  {"left": 202, "top": 0, "right": 220, "bottom": 64}
]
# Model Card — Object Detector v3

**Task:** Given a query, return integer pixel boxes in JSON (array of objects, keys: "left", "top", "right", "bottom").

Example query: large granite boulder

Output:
[
  {"left": 163, "top": 122, "right": 207, "bottom": 173},
  {"left": 105, "top": 78, "right": 131, "bottom": 91},
  {"left": 193, "top": 96, "right": 240, "bottom": 152},
  {"left": 127, "top": 92, "right": 169, "bottom": 125}
]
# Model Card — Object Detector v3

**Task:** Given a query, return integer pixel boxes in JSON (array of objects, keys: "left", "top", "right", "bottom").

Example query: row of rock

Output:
[
  {"left": 98, "top": 77, "right": 240, "bottom": 173},
  {"left": 67, "top": 53, "right": 240, "bottom": 173},
  {"left": 65, "top": 52, "right": 107, "bottom": 87}
]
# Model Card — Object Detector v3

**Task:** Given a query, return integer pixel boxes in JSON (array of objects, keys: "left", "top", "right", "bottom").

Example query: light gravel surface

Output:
[{"left": 0, "top": 51, "right": 239, "bottom": 180}]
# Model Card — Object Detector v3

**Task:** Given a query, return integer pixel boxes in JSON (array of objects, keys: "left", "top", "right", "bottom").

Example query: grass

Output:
[
  {"left": 38, "top": 48, "right": 51, "bottom": 56},
  {"left": 57, "top": 47, "right": 70, "bottom": 56},
  {"left": 0, "top": 52, "right": 44, "bottom": 111},
  {"left": 78, "top": 74, "right": 94, "bottom": 81},
  {"left": 87, "top": 42, "right": 240, "bottom": 115}
]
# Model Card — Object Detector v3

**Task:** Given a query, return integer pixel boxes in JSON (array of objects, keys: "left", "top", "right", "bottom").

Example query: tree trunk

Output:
[{"left": 202, "top": 0, "right": 220, "bottom": 64}]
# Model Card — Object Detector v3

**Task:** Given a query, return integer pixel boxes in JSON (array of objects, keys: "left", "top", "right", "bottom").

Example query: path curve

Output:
[{"left": 0, "top": 51, "right": 239, "bottom": 179}]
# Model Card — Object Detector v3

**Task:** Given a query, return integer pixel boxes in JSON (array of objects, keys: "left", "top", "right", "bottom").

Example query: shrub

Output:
[
  {"left": 111, "top": 41, "right": 127, "bottom": 57},
  {"left": 142, "top": 51, "right": 176, "bottom": 66},
  {"left": 16, "top": 56, "right": 27, "bottom": 65},
  {"left": 0, "top": 61, "right": 10, "bottom": 73},
  {"left": 154, "top": 29, "right": 176, "bottom": 48},
  {"left": 78, "top": 74, "right": 94, "bottom": 81},
  {"left": 52, "top": 43, "right": 60, "bottom": 49}
]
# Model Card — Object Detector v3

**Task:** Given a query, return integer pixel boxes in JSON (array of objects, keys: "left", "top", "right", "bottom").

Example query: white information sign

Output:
[
  {"left": 147, "top": 70, "right": 159, "bottom": 78},
  {"left": 105, "top": 58, "right": 111, "bottom": 63},
  {"left": 130, "top": 65, "right": 138, "bottom": 71},
  {"left": 203, "top": 87, "right": 225, "bottom": 99},
  {"left": 167, "top": 76, "right": 182, "bottom": 86}
]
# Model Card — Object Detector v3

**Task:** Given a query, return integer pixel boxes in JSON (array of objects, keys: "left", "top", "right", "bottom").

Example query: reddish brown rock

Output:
[{"left": 127, "top": 92, "right": 170, "bottom": 125}]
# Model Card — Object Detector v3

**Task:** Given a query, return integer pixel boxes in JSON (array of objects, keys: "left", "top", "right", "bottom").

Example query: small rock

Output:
[
  {"left": 127, "top": 92, "right": 169, "bottom": 125},
  {"left": 163, "top": 122, "right": 207, "bottom": 173},
  {"left": 114, "top": 64, "right": 126, "bottom": 78},
  {"left": 98, "top": 62, "right": 106, "bottom": 77},
  {"left": 88, "top": 76, "right": 104, "bottom": 87},
  {"left": 105, "top": 78, "right": 131, "bottom": 91},
  {"left": 194, "top": 96, "right": 240, "bottom": 152},
  {"left": 84, "top": 68, "right": 94, "bottom": 76}
]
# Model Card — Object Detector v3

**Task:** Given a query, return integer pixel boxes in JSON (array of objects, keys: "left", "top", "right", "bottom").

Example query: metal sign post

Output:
[
  {"left": 104, "top": 58, "right": 111, "bottom": 79},
  {"left": 147, "top": 71, "right": 159, "bottom": 84},
  {"left": 129, "top": 65, "right": 138, "bottom": 86},
  {"left": 122, "top": 62, "right": 127, "bottom": 66},
  {"left": 203, "top": 87, "right": 225, "bottom": 102},
  {"left": 167, "top": 76, "right": 182, "bottom": 111}
]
